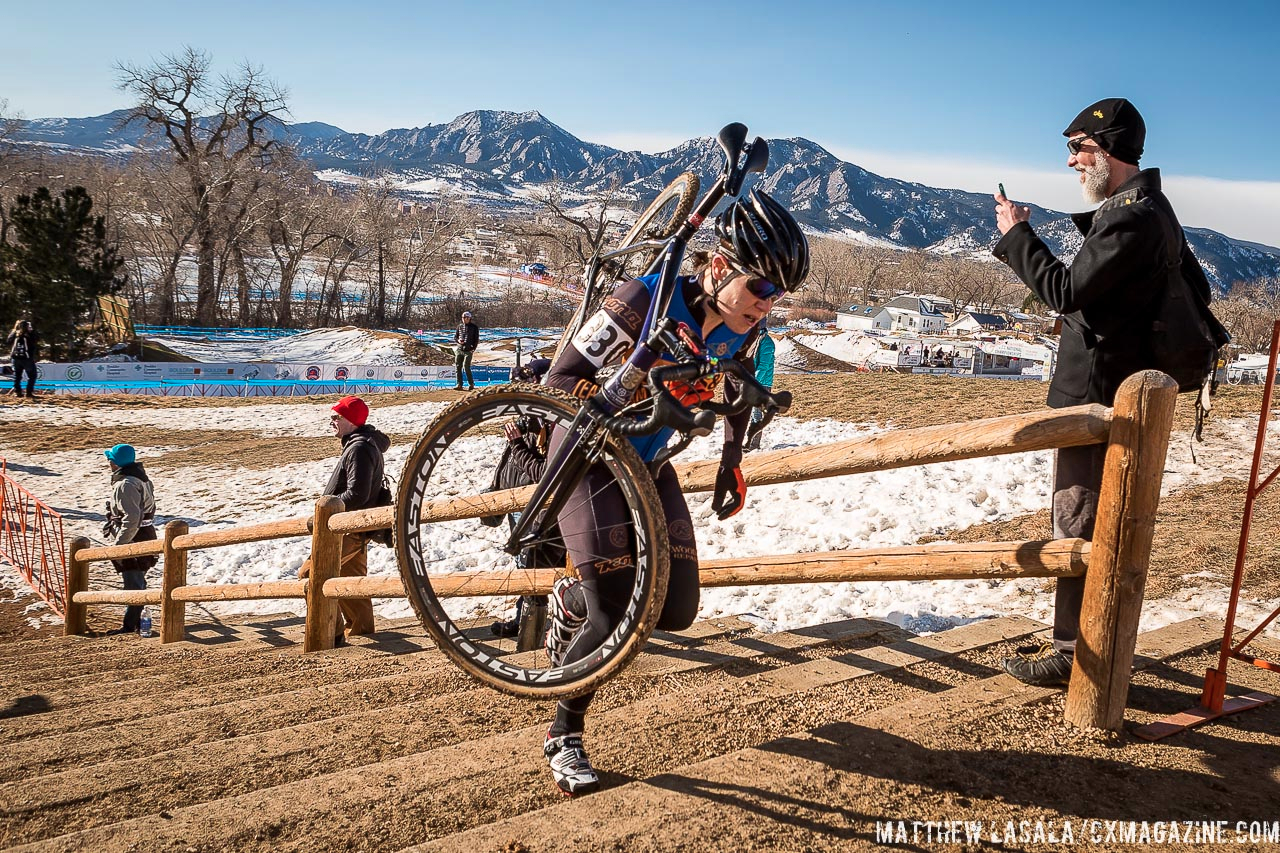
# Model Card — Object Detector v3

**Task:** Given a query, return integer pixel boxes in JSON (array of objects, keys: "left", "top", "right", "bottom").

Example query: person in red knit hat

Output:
[{"left": 299, "top": 396, "right": 390, "bottom": 644}]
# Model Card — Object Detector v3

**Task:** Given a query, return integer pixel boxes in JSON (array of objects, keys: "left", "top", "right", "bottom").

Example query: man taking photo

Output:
[{"left": 992, "top": 98, "right": 1222, "bottom": 687}]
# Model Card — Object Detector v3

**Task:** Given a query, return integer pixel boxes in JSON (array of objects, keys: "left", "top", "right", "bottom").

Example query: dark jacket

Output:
[
  {"left": 993, "top": 169, "right": 1209, "bottom": 407},
  {"left": 481, "top": 423, "right": 565, "bottom": 568},
  {"left": 456, "top": 321, "right": 479, "bottom": 352},
  {"left": 323, "top": 425, "right": 391, "bottom": 511},
  {"left": 5, "top": 329, "right": 38, "bottom": 361}
]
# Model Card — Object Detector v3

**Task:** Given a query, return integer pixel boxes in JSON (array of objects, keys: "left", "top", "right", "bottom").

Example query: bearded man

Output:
[{"left": 991, "top": 98, "right": 1216, "bottom": 686}]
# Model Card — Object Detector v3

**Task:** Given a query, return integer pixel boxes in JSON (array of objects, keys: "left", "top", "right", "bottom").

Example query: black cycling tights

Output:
[{"left": 548, "top": 458, "right": 699, "bottom": 737}]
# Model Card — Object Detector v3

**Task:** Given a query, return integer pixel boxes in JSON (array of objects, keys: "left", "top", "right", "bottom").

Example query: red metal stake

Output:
[{"left": 1136, "top": 322, "right": 1280, "bottom": 741}]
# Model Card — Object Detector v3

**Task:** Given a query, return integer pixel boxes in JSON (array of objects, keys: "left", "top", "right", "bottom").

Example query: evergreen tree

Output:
[{"left": 0, "top": 186, "right": 126, "bottom": 358}]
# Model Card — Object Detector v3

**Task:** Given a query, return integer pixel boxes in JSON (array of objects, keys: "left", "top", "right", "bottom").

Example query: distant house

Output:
[
  {"left": 879, "top": 295, "right": 948, "bottom": 334},
  {"left": 1005, "top": 311, "right": 1055, "bottom": 334},
  {"left": 835, "top": 304, "right": 883, "bottom": 331},
  {"left": 917, "top": 295, "right": 957, "bottom": 318},
  {"left": 947, "top": 311, "right": 1010, "bottom": 335}
]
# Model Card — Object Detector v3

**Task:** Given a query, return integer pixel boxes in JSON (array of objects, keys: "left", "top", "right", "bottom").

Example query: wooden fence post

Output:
[
  {"left": 64, "top": 536, "right": 91, "bottom": 636},
  {"left": 160, "top": 520, "right": 189, "bottom": 643},
  {"left": 304, "top": 496, "right": 344, "bottom": 653},
  {"left": 1065, "top": 370, "right": 1177, "bottom": 730}
]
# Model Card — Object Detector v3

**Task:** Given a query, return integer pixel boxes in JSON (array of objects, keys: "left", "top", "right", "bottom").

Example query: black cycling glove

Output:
[{"left": 711, "top": 443, "right": 746, "bottom": 520}]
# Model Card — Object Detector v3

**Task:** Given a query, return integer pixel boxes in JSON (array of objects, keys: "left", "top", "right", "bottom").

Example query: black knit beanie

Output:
[{"left": 1063, "top": 98, "right": 1145, "bottom": 165}]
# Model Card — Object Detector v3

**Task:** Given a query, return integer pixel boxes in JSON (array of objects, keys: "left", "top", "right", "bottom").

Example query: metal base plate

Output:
[{"left": 1134, "top": 691, "right": 1278, "bottom": 741}]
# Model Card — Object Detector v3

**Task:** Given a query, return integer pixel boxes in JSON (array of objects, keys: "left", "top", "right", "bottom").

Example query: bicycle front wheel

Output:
[{"left": 395, "top": 385, "right": 669, "bottom": 699}]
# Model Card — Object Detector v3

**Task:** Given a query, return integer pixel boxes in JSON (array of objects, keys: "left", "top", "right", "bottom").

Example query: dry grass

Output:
[{"left": 6, "top": 422, "right": 424, "bottom": 471}]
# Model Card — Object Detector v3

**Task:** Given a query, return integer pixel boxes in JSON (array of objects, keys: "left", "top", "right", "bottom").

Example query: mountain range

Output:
[{"left": 14, "top": 108, "right": 1280, "bottom": 292}]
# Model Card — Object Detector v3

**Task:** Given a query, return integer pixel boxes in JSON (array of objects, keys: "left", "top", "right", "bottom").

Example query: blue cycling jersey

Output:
[{"left": 627, "top": 273, "right": 751, "bottom": 461}]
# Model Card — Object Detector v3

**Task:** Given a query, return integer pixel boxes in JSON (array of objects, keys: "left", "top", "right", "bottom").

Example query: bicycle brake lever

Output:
[
  {"left": 744, "top": 137, "right": 769, "bottom": 175},
  {"left": 725, "top": 137, "right": 770, "bottom": 197}
]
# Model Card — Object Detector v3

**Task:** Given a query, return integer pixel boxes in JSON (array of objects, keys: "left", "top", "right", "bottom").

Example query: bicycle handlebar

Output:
[
  {"left": 588, "top": 358, "right": 789, "bottom": 440},
  {"left": 589, "top": 362, "right": 716, "bottom": 438},
  {"left": 699, "top": 359, "right": 792, "bottom": 417}
]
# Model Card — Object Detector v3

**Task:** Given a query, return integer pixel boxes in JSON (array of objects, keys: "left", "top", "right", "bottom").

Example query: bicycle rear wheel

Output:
[
  {"left": 610, "top": 170, "right": 700, "bottom": 283},
  {"left": 395, "top": 385, "right": 669, "bottom": 699},
  {"left": 552, "top": 172, "right": 700, "bottom": 364}
]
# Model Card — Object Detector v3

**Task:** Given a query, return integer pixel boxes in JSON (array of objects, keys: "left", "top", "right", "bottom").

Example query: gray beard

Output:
[{"left": 1080, "top": 155, "right": 1111, "bottom": 204}]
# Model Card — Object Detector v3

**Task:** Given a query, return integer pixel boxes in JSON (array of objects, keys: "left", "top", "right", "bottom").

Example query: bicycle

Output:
[{"left": 395, "top": 123, "right": 792, "bottom": 700}]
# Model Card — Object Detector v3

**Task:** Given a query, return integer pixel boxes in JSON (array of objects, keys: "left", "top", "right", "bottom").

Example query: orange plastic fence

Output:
[
  {"left": 507, "top": 270, "right": 581, "bottom": 294},
  {"left": 0, "top": 459, "right": 69, "bottom": 617}
]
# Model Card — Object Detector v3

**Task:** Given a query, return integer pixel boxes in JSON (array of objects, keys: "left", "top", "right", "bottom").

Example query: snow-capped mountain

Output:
[{"left": 13, "top": 109, "right": 1280, "bottom": 291}]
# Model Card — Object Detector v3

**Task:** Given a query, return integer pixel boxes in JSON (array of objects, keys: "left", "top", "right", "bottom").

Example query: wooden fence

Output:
[{"left": 65, "top": 371, "right": 1178, "bottom": 730}]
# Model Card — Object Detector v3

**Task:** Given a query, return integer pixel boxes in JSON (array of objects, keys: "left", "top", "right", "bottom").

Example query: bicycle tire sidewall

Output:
[{"left": 395, "top": 385, "right": 670, "bottom": 699}]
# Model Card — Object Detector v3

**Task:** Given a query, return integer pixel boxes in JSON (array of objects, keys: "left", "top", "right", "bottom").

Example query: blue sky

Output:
[{"left": 3, "top": 0, "right": 1278, "bottom": 245}]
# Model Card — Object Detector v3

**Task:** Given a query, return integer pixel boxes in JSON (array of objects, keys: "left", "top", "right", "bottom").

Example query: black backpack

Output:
[
  {"left": 1142, "top": 196, "right": 1231, "bottom": 392},
  {"left": 367, "top": 477, "right": 394, "bottom": 547}
]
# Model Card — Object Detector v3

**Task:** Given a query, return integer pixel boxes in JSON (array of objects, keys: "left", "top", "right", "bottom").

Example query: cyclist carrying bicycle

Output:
[{"left": 538, "top": 189, "right": 810, "bottom": 795}]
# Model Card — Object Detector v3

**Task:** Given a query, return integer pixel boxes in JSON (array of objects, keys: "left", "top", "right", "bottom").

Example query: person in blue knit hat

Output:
[{"left": 102, "top": 443, "right": 158, "bottom": 635}]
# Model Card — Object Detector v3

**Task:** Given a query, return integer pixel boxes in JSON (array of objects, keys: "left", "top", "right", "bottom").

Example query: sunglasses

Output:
[
  {"left": 723, "top": 256, "right": 785, "bottom": 301},
  {"left": 1067, "top": 137, "right": 1102, "bottom": 155},
  {"left": 745, "top": 277, "right": 785, "bottom": 301}
]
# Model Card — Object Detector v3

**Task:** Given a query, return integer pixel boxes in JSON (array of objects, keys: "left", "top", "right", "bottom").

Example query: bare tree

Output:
[
  {"left": 314, "top": 201, "right": 363, "bottom": 327},
  {"left": 116, "top": 156, "right": 202, "bottom": 322},
  {"left": 516, "top": 179, "right": 626, "bottom": 284},
  {"left": 1215, "top": 278, "right": 1280, "bottom": 351},
  {"left": 805, "top": 236, "right": 858, "bottom": 308},
  {"left": 0, "top": 98, "right": 35, "bottom": 246},
  {"left": 116, "top": 47, "right": 289, "bottom": 325},
  {"left": 349, "top": 180, "right": 400, "bottom": 328},
  {"left": 932, "top": 258, "right": 1021, "bottom": 314},
  {"left": 264, "top": 161, "right": 338, "bottom": 327},
  {"left": 391, "top": 197, "right": 472, "bottom": 324}
]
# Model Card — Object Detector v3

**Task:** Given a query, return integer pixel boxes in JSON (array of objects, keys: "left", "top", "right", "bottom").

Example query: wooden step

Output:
[
  {"left": 0, "top": 651, "right": 417, "bottom": 744},
  {"left": 401, "top": 617, "right": 1227, "bottom": 853},
  {"left": 6, "top": 617, "right": 1016, "bottom": 852},
  {"left": 0, "top": 614, "right": 758, "bottom": 787}
]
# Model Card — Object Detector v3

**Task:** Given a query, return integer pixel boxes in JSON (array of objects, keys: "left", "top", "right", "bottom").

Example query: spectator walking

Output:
[
  {"left": 299, "top": 396, "right": 390, "bottom": 644},
  {"left": 5, "top": 320, "right": 38, "bottom": 399},
  {"left": 993, "top": 97, "right": 1225, "bottom": 686},
  {"left": 102, "top": 444, "right": 158, "bottom": 635},
  {"left": 454, "top": 310, "right": 480, "bottom": 390}
]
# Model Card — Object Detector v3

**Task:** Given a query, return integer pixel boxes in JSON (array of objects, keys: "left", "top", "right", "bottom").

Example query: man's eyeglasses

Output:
[{"left": 1067, "top": 137, "right": 1101, "bottom": 156}]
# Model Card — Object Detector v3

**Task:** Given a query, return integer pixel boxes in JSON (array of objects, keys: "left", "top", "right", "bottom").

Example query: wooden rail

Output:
[
  {"left": 64, "top": 377, "right": 1175, "bottom": 730},
  {"left": 322, "top": 539, "right": 1090, "bottom": 599}
]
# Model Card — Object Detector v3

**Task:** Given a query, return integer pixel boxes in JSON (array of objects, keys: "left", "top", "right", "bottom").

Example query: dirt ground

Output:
[{"left": 2, "top": 373, "right": 1277, "bottom": 850}]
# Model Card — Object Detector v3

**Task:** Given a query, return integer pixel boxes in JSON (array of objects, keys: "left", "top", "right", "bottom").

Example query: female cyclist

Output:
[{"left": 539, "top": 189, "right": 810, "bottom": 795}]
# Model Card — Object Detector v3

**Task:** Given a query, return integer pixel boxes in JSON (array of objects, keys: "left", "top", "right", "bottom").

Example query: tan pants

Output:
[{"left": 299, "top": 535, "right": 375, "bottom": 636}]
